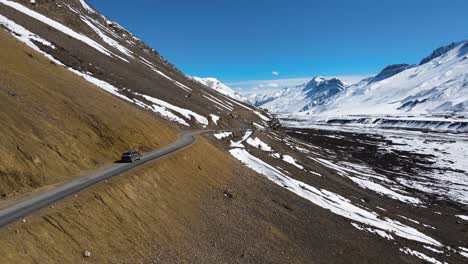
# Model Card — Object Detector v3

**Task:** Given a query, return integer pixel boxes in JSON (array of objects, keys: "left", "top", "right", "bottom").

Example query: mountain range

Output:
[{"left": 203, "top": 41, "right": 468, "bottom": 119}]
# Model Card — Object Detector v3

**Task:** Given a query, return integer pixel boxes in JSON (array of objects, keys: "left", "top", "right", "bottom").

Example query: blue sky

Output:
[{"left": 88, "top": 0, "right": 468, "bottom": 91}]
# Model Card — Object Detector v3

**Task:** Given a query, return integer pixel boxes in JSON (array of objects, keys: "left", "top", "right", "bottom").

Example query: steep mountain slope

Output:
[
  {"left": 192, "top": 76, "right": 246, "bottom": 102},
  {"left": 259, "top": 77, "right": 346, "bottom": 113},
  {"left": 0, "top": 29, "right": 177, "bottom": 197},
  {"left": 0, "top": 0, "right": 261, "bottom": 130}
]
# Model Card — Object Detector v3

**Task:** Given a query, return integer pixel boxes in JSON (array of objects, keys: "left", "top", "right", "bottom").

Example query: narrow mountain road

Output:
[{"left": 0, "top": 130, "right": 214, "bottom": 228}]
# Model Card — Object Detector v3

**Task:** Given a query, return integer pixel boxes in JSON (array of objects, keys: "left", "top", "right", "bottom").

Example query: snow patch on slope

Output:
[
  {"left": 214, "top": 132, "right": 232, "bottom": 140},
  {"left": 0, "top": 0, "right": 114, "bottom": 57},
  {"left": 230, "top": 130, "right": 253, "bottom": 148},
  {"left": 460, "top": 247, "right": 468, "bottom": 258},
  {"left": 210, "top": 114, "right": 220, "bottom": 125},
  {"left": 246, "top": 137, "right": 272, "bottom": 152},
  {"left": 139, "top": 57, "right": 192, "bottom": 92},
  {"left": 228, "top": 148, "right": 441, "bottom": 247},
  {"left": 456, "top": 215, "right": 468, "bottom": 221},
  {"left": 0, "top": 14, "right": 62, "bottom": 65},
  {"left": 308, "top": 155, "right": 422, "bottom": 205},
  {"left": 80, "top": 16, "right": 133, "bottom": 60},
  {"left": 282, "top": 155, "right": 304, "bottom": 169},
  {"left": 78, "top": 0, "right": 95, "bottom": 14},
  {"left": 254, "top": 111, "right": 271, "bottom": 121},
  {"left": 351, "top": 223, "right": 394, "bottom": 240},
  {"left": 202, "top": 92, "right": 234, "bottom": 111},
  {"left": 399, "top": 248, "right": 446, "bottom": 264},
  {"left": 140, "top": 94, "right": 208, "bottom": 127}
]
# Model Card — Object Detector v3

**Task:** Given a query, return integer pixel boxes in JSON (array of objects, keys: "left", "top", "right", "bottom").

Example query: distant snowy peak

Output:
[
  {"left": 245, "top": 88, "right": 289, "bottom": 107},
  {"left": 246, "top": 94, "right": 276, "bottom": 107},
  {"left": 304, "top": 77, "right": 345, "bottom": 95},
  {"left": 259, "top": 41, "right": 468, "bottom": 119},
  {"left": 297, "top": 41, "right": 468, "bottom": 117},
  {"left": 255, "top": 76, "right": 346, "bottom": 113},
  {"left": 192, "top": 77, "right": 246, "bottom": 101},
  {"left": 300, "top": 77, "right": 345, "bottom": 111}
]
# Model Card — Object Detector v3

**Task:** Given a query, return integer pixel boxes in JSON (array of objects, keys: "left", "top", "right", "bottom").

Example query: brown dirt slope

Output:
[
  {"left": 0, "top": 30, "right": 177, "bottom": 197},
  {"left": 0, "top": 137, "right": 410, "bottom": 264}
]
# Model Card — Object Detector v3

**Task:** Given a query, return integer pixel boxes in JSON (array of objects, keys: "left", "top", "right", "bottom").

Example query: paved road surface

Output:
[{"left": 0, "top": 130, "right": 207, "bottom": 228}]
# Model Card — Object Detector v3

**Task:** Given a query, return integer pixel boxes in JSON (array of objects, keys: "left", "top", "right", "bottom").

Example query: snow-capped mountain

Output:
[
  {"left": 257, "top": 41, "right": 468, "bottom": 118},
  {"left": 253, "top": 77, "right": 346, "bottom": 113},
  {"left": 192, "top": 77, "right": 246, "bottom": 101},
  {"left": 309, "top": 41, "right": 468, "bottom": 116},
  {"left": 245, "top": 91, "right": 284, "bottom": 107}
]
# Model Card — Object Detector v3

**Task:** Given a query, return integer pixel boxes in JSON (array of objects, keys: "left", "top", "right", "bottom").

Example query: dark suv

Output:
[{"left": 121, "top": 151, "right": 142, "bottom": 163}]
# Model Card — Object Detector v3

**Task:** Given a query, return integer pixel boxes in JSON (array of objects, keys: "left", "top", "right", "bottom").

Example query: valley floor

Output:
[
  {"left": 284, "top": 126, "right": 468, "bottom": 263},
  {"left": 287, "top": 126, "right": 468, "bottom": 206}
]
